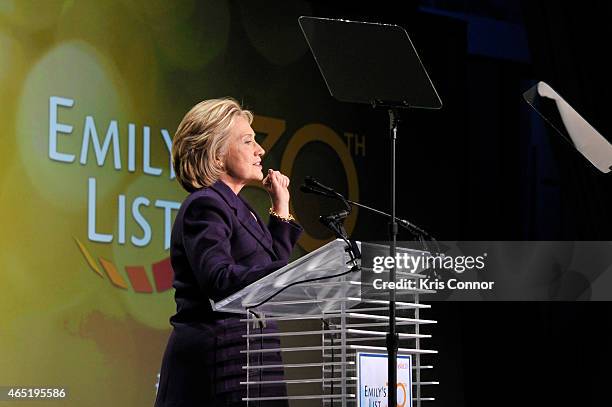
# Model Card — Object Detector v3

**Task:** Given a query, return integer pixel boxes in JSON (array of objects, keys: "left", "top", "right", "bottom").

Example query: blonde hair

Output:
[{"left": 172, "top": 97, "right": 254, "bottom": 192}]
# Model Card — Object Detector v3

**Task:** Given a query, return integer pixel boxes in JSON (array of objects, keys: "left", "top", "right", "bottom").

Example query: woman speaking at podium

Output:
[{"left": 155, "top": 98, "right": 302, "bottom": 407}]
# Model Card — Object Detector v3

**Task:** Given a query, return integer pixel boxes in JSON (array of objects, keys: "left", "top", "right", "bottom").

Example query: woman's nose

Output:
[{"left": 256, "top": 142, "right": 265, "bottom": 156}]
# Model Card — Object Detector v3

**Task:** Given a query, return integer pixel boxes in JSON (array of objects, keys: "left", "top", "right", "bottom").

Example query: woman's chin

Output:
[{"left": 245, "top": 175, "right": 263, "bottom": 184}]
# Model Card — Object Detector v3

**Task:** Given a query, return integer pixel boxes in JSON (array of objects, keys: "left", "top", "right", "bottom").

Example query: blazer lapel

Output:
[
  {"left": 238, "top": 196, "right": 274, "bottom": 246},
  {"left": 210, "top": 181, "right": 277, "bottom": 260},
  {"left": 236, "top": 202, "right": 277, "bottom": 257}
]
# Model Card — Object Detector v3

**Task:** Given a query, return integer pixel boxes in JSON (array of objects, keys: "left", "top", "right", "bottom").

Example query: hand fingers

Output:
[
  {"left": 263, "top": 169, "right": 273, "bottom": 187},
  {"left": 265, "top": 170, "right": 290, "bottom": 188}
]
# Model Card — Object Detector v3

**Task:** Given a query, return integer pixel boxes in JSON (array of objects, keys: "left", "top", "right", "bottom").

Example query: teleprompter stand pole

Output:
[
  {"left": 298, "top": 16, "right": 442, "bottom": 407},
  {"left": 387, "top": 109, "right": 400, "bottom": 407}
]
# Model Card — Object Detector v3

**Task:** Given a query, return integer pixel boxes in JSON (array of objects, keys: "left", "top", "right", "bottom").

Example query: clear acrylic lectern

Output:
[{"left": 214, "top": 239, "right": 438, "bottom": 406}]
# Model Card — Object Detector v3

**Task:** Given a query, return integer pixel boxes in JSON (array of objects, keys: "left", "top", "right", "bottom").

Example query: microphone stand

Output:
[
  {"left": 302, "top": 180, "right": 438, "bottom": 246},
  {"left": 344, "top": 199, "right": 434, "bottom": 241},
  {"left": 343, "top": 196, "right": 441, "bottom": 264},
  {"left": 302, "top": 112, "right": 436, "bottom": 405},
  {"left": 319, "top": 211, "right": 362, "bottom": 261}
]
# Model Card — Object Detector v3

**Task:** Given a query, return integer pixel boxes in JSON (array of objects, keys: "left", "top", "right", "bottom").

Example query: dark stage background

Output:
[
  {"left": 307, "top": 1, "right": 612, "bottom": 407},
  {"left": 1, "top": 1, "right": 611, "bottom": 405}
]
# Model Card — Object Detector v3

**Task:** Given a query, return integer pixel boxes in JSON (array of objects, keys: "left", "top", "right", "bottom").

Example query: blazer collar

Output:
[
  {"left": 210, "top": 180, "right": 276, "bottom": 259},
  {"left": 209, "top": 180, "right": 242, "bottom": 212}
]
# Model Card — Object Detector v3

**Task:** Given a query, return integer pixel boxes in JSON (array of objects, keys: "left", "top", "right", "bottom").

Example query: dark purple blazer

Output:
[
  {"left": 169, "top": 179, "right": 302, "bottom": 322},
  {"left": 155, "top": 180, "right": 301, "bottom": 407}
]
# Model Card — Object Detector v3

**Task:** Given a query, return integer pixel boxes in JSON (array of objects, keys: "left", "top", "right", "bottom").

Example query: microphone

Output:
[
  {"left": 397, "top": 218, "right": 429, "bottom": 237},
  {"left": 319, "top": 210, "right": 350, "bottom": 226},
  {"left": 305, "top": 176, "right": 336, "bottom": 194},
  {"left": 303, "top": 177, "right": 351, "bottom": 211},
  {"left": 300, "top": 184, "right": 334, "bottom": 197},
  {"left": 318, "top": 210, "right": 362, "bottom": 260},
  {"left": 300, "top": 184, "right": 314, "bottom": 194}
]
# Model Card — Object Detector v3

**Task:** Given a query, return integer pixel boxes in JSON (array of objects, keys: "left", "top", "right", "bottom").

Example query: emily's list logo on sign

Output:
[{"left": 358, "top": 353, "right": 412, "bottom": 407}]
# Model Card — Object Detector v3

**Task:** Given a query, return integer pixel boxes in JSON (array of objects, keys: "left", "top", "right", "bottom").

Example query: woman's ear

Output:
[{"left": 216, "top": 157, "right": 225, "bottom": 169}]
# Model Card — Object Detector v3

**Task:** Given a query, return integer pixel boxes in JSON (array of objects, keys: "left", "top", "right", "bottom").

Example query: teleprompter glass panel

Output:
[{"left": 299, "top": 16, "right": 442, "bottom": 109}]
